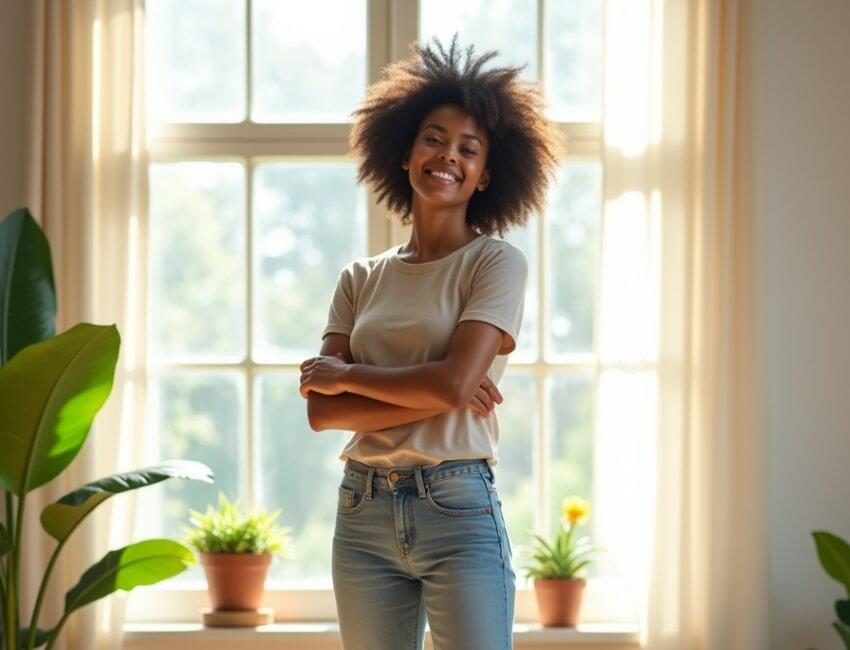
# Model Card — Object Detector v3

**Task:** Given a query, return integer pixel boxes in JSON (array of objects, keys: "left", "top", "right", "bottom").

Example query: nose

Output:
[{"left": 438, "top": 149, "right": 457, "bottom": 164}]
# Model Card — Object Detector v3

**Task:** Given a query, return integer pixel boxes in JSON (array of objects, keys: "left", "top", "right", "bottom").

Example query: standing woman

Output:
[{"left": 299, "top": 34, "right": 563, "bottom": 650}]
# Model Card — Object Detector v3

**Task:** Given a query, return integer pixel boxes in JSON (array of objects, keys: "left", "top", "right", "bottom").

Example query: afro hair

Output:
[{"left": 348, "top": 33, "right": 566, "bottom": 238}]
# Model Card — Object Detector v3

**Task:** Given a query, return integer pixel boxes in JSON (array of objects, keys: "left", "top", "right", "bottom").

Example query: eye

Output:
[
  {"left": 424, "top": 136, "right": 440, "bottom": 144},
  {"left": 462, "top": 148, "right": 477, "bottom": 155}
]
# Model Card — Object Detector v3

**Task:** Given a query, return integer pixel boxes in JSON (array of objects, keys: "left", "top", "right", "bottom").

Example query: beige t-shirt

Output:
[{"left": 321, "top": 233, "right": 528, "bottom": 468}]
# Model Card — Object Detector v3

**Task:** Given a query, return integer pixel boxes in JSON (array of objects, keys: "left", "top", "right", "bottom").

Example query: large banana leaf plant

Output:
[
  {"left": 813, "top": 530, "right": 850, "bottom": 648},
  {"left": 0, "top": 208, "right": 214, "bottom": 650}
]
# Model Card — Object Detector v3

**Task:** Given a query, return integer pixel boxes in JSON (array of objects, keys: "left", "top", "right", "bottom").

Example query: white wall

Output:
[
  {"left": 0, "top": 0, "right": 31, "bottom": 218},
  {"left": 751, "top": 1, "right": 850, "bottom": 649}
]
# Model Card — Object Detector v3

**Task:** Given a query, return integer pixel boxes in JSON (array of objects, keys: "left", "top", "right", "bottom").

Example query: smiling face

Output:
[{"left": 401, "top": 104, "right": 490, "bottom": 208}]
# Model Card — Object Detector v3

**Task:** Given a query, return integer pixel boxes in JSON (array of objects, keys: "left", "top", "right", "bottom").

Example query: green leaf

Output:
[
  {"left": 63, "top": 539, "right": 194, "bottom": 616},
  {"left": 0, "top": 521, "right": 10, "bottom": 557},
  {"left": 0, "top": 208, "right": 56, "bottom": 367},
  {"left": 0, "top": 323, "right": 120, "bottom": 495},
  {"left": 838, "top": 600, "right": 850, "bottom": 627},
  {"left": 183, "top": 491, "right": 291, "bottom": 555},
  {"left": 834, "top": 621, "right": 850, "bottom": 649},
  {"left": 41, "top": 461, "right": 213, "bottom": 542},
  {"left": 813, "top": 531, "right": 850, "bottom": 594},
  {"left": 16, "top": 627, "right": 50, "bottom": 649}
]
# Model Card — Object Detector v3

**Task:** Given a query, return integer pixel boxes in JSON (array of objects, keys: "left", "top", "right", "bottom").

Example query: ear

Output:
[
  {"left": 477, "top": 168, "right": 490, "bottom": 191},
  {"left": 401, "top": 147, "right": 411, "bottom": 171}
]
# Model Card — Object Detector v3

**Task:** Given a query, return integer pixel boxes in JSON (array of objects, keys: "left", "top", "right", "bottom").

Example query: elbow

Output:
[{"left": 306, "top": 396, "right": 326, "bottom": 432}]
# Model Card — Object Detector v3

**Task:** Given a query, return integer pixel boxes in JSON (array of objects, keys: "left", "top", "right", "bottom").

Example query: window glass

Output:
[
  {"left": 252, "top": 0, "right": 367, "bottom": 122},
  {"left": 149, "top": 162, "right": 246, "bottom": 361},
  {"left": 253, "top": 162, "right": 367, "bottom": 362},
  {"left": 147, "top": 0, "right": 246, "bottom": 123}
]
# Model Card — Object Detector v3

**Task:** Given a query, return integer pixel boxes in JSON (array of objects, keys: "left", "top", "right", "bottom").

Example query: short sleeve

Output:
[
  {"left": 321, "top": 265, "right": 355, "bottom": 339},
  {"left": 458, "top": 243, "right": 528, "bottom": 355}
]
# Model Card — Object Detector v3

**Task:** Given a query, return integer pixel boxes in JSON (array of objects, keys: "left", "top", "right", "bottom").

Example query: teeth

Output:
[{"left": 430, "top": 170, "right": 456, "bottom": 182}]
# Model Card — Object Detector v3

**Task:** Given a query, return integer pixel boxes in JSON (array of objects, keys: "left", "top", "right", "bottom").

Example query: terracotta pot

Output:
[
  {"left": 200, "top": 552, "right": 272, "bottom": 611},
  {"left": 533, "top": 577, "right": 586, "bottom": 627}
]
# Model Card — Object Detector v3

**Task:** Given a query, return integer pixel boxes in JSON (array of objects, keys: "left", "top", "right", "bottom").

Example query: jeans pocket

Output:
[
  {"left": 424, "top": 472, "right": 494, "bottom": 517},
  {"left": 337, "top": 474, "right": 368, "bottom": 514}
]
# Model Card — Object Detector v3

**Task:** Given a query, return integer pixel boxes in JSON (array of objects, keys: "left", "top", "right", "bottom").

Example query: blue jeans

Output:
[{"left": 332, "top": 458, "right": 516, "bottom": 650}]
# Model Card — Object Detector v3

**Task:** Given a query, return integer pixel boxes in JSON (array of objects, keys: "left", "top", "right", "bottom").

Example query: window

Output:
[{"left": 133, "top": 0, "right": 623, "bottom": 624}]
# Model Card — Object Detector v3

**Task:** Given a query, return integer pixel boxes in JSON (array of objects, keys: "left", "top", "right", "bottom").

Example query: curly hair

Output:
[{"left": 348, "top": 33, "right": 565, "bottom": 238}]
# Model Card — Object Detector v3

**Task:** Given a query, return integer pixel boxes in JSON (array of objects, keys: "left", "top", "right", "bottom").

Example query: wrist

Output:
[{"left": 339, "top": 363, "right": 359, "bottom": 393}]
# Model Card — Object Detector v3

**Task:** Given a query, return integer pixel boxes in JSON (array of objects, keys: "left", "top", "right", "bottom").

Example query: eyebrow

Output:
[{"left": 421, "top": 123, "right": 483, "bottom": 145}]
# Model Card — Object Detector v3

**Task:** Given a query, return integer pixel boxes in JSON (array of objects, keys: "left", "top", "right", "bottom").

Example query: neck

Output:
[{"left": 401, "top": 196, "right": 478, "bottom": 260}]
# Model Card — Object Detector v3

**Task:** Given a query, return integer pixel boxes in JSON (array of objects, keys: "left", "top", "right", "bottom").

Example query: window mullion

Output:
[
  {"left": 245, "top": 158, "right": 255, "bottom": 511},
  {"left": 245, "top": 0, "right": 253, "bottom": 122},
  {"left": 538, "top": 206, "right": 550, "bottom": 537},
  {"left": 538, "top": 0, "right": 546, "bottom": 100}
]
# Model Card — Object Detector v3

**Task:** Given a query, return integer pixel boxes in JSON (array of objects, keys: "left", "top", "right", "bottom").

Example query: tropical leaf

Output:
[
  {"left": 814, "top": 531, "right": 850, "bottom": 595},
  {"left": 834, "top": 621, "right": 850, "bottom": 648},
  {"left": 63, "top": 539, "right": 194, "bottom": 616},
  {"left": 838, "top": 599, "right": 850, "bottom": 627},
  {"left": 41, "top": 461, "right": 213, "bottom": 542},
  {"left": 0, "top": 521, "right": 10, "bottom": 557},
  {"left": 0, "top": 323, "right": 119, "bottom": 495},
  {"left": 0, "top": 208, "right": 56, "bottom": 366},
  {"left": 16, "top": 627, "right": 50, "bottom": 649}
]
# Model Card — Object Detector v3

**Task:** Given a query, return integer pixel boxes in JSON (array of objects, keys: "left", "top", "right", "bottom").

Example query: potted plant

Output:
[
  {"left": 812, "top": 530, "right": 850, "bottom": 648},
  {"left": 184, "top": 492, "right": 293, "bottom": 620},
  {"left": 521, "top": 495, "right": 602, "bottom": 627},
  {"left": 0, "top": 208, "right": 214, "bottom": 650}
]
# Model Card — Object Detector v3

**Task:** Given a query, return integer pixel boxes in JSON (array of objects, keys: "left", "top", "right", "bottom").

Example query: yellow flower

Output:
[{"left": 561, "top": 496, "right": 590, "bottom": 526}]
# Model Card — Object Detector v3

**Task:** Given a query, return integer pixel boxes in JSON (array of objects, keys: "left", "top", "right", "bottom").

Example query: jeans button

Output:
[{"left": 388, "top": 471, "right": 399, "bottom": 483}]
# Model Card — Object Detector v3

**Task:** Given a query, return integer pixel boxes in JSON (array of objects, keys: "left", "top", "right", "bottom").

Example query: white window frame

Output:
[{"left": 128, "top": 0, "right": 636, "bottom": 626}]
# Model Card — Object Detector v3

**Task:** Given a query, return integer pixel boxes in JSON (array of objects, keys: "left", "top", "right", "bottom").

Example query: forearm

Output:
[
  {"left": 307, "top": 391, "right": 452, "bottom": 432},
  {"left": 340, "top": 362, "right": 458, "bottom": 410}
]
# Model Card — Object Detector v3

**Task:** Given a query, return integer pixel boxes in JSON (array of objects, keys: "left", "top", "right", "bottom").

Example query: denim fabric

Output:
[{"left": 332, "top": 457, "right": 516, "bottom": 650}]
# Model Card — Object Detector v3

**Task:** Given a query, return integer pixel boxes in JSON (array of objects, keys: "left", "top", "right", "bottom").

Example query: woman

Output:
[{"left": 299, "top": 34, "right": 563, "bottom": 650}]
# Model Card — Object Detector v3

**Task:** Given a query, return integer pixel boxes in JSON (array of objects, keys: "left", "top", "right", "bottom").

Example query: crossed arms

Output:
[{"left": 302, "top": 320, "right": 508, "bottom": 432}]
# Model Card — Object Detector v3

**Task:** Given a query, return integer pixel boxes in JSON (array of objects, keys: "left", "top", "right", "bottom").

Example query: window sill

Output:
[{"left": 123, "top": 621, "right": 640, "bottom": 649}]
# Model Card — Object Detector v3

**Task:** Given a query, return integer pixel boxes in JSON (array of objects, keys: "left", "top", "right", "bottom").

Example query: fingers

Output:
[
  {"left": 468, "top": 396, "right": 489, "bottom": 417},
  {"left": 475, "top": 386, "right": 494, "bottom": 411},
  {"left": 479, "top": 377, "right": 503, "bottom": 404}
]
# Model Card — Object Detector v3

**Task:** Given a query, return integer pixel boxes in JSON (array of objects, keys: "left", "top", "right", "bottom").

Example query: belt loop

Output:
[
  {"left": 487, "top": 464, "right": 495, "bottom": 483},
  {"left": 414, "top": 466, "right": 426, "bottom": 499},
  {"left": 365, "top": 467, "right": 375, "bottom": 500}
]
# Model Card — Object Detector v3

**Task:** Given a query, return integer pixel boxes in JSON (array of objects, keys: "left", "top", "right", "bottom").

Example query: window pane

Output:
[
  {"left": 547, "top": 372, "right": 595, "bottom": 576},
  {"left": 494, "top": 370, "right": 537, "bottom": 572},
  {"left": 256, "top": 373, "right": 341, "bottom": 585},
  {"left": 595, "top": 370, "right": 656, "bottom": 582},
  {"left": 545, "top": 0, "right": 603, "bottom": 122},
  {"left": 253, "top": 162, "right": 367, "bottom": 362},
  {"left": 598, "top": 189, "right": 658, "bottom": 364},
  {"left": 499, "top": 215, "right": 539, "bottom": 363},
  {"left": 420, "top": 0, "right": 538, "bottom": 82},
  {"left": 149, "top": 162, "right": 245, "bottom": 361},
  {"left": 146, "top": 371, "right": 246, "bottom": 583},
  {"left": 546, "top": 163, "right": 602, "bottom": 358},
  {"left": 146, "top": 0, "right": 246, "bottom": 123},
  {"left": 252, "top": 0, "right": 367, "bottom": 122}
]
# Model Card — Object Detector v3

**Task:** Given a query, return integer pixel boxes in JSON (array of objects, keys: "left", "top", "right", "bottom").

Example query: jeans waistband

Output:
[{"left": 343, "top": 458, "right": 494, "bottom": 500}]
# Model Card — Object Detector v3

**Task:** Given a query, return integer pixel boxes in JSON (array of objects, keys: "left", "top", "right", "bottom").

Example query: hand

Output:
[
  {"left": 299, "top": 352, "right": 348, "bottom": 398},
  {"left": 465, "top": 376, "right": 503, "bottom": 418}
]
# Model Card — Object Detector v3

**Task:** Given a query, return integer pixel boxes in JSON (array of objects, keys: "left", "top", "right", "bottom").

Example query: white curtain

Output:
[
  {"left": 23, "top": 1, "right": 148, "bottom": 648},
  {"left": 596, "top": 0, "right": 768, "bottom": 647}
]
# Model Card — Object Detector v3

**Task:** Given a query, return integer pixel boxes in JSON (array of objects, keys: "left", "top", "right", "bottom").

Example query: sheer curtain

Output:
[
  {"left": 23, "top": 1, "right": 148, "bottom": 648},
  {"left": 597, "top": 0, "right": 768, "bottom": 647}
]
